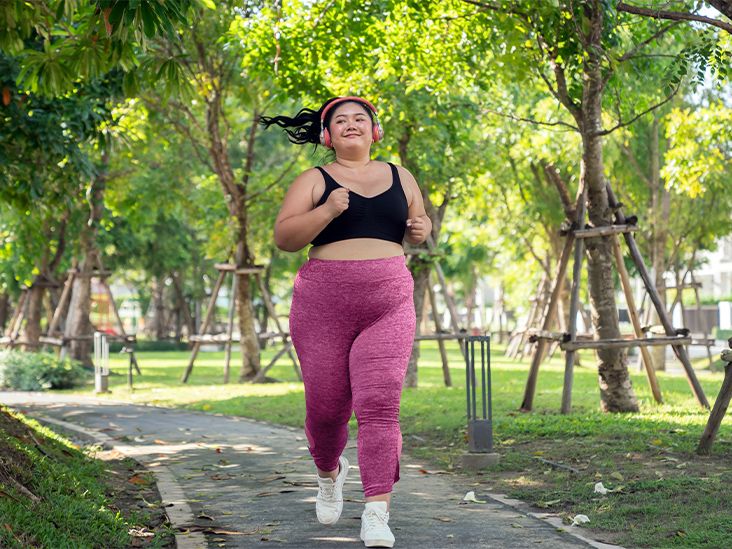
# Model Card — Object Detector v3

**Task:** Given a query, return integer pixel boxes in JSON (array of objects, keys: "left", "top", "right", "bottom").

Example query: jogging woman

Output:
[{"left": 263, "top": 96, "right": 431, "bottom": 547}]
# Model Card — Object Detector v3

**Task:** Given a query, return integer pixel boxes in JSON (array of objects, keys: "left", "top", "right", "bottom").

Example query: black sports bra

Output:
[{"left": 310, "top": 162, "right": 408, "bottom": 247}]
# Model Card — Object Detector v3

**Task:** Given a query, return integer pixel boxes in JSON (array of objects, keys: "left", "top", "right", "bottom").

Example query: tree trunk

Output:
[
  {"left": 235, "top": 236, "right": 261, "bottom": 381},
  {"left": 147, "top": 276, "right": 167, "bottom": 340},
  {"left": 579, "top": 5, "right": 638, "bottom": 412},
  {"left": 399, "top": 127, "right": 450, "bottom": 388},
  {"left": 22, "top": 284, "right": 44, "bottom": 350},
  {"left": 67, "top": 152, "right": 108, "bottom": 368},
  {"left": 465, "top": 266, "right": 477, "bottom": 332},
  {"left": 0, "top": 292, "right": 8, "bottom": 333},
  {"left": 405, "top": 270, "right": 428, "bottom": 387}
]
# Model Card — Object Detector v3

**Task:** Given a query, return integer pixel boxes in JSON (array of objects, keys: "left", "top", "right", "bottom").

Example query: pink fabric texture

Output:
[{"left": 289, "top": 255, "right": 416, "bottom": 497}]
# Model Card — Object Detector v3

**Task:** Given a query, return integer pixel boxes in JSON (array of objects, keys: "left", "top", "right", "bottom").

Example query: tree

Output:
[{"left": 460, "top": 0, "right": 708, "bottom": 411}]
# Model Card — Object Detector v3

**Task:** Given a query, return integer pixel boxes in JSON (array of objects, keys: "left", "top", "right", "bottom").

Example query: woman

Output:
[{"left": 262, "top": 96, "right": 431, "bottom": 548}]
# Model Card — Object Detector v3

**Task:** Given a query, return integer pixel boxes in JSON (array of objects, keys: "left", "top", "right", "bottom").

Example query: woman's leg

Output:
[
  {"left": 349, "top": 277, "right": 416, "bottom": 508},
  {"left": 289, "top": 275, "right": 355, "bottom": 474}
]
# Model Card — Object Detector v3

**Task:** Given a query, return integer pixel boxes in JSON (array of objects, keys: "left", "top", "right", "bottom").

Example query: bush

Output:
[
  {"left": 108, "top": 339, "right": 189, "bottom": 353},
  {"left": 0, "top": 351, "right": 89, "bottom": 391}
]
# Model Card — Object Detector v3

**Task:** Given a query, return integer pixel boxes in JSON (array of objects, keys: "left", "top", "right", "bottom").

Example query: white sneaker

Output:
[
  {"left": 360, "top": 501, "right": 395, "bottom": 547},
  {"left": 315, "top": 455, "right": 349, "bottom": 524}
]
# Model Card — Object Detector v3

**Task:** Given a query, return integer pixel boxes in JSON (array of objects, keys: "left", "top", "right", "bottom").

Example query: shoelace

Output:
[
  {"left": 363, "top": 509, "right": 389, "bottom": 529},
  {"left": 318, "top": 478, "right": 336, "bottom": 500}
]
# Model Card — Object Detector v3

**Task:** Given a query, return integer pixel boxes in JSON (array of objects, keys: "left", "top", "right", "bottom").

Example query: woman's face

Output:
[{"left": 328, "top": 102, "right": 373, "bottom": 151}]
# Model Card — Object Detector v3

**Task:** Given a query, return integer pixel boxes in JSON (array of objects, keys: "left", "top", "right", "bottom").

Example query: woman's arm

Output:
[
  {"left": 274, "top": 169, "right": 349, "bottom": 252},
  {"left": 398, "top": 166, "right": 432, "bottom": 245}
]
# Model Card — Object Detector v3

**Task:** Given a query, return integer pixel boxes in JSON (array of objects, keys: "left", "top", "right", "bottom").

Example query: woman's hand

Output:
[
  {"left": 406, "top": 216, "right": 430, "bottom": 244},
  {"left": 324, "top": 188, "right": 350, "bottom": 218}
]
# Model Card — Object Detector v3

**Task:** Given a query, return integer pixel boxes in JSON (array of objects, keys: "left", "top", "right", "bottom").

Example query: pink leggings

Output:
[{"left": 289, "top": 255, "right": 416, "bottom": 497}]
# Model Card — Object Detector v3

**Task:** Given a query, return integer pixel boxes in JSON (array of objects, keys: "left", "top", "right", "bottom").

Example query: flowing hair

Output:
[{"left": 260, "top": 97, "right": 374, "bottom": 146}]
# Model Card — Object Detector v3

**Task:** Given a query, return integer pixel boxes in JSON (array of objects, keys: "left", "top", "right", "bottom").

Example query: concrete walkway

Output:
[{"left": 1, "top": 392, "right": 606, "bottom": 549}]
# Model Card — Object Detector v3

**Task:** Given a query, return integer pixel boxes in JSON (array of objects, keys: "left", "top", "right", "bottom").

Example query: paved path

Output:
[{"left": 1, "top": 392, "right": 607, "bottom": 549}]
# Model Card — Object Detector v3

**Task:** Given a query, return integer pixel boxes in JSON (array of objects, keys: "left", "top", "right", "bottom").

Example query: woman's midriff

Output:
[{"left": 307, "top": 238, "right": 405, "bottom": 260}]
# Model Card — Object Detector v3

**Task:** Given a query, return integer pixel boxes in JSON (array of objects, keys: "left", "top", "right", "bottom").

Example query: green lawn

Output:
[{"left": 61, "top": 341, "right": 732, "bottom": 548}]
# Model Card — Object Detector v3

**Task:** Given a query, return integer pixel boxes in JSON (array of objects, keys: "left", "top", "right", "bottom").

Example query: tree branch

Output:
[
  {"left": 596, "top": 80, "right": 681, "bottom": 136},
  {"left": 245, "top": 155, "right": 300, "bottom": 204},
  {"left": 615, "top": 21, "right": 681, "bottom": 64},
  {"left": 482, "top": 107, "right": 579, "bottom": 131},
  {"left": 617, "top": 2, "right": 732, "bottom": 34},
  {"left": 617, "top": 141, "right": 651, "bottom": 186}
]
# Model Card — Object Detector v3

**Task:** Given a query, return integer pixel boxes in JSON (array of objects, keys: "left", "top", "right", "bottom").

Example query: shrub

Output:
[
  {"left": 0, "top": 351, "right": 89, "bottom": 391},
  {"left": 108, "top": 339, "right": 189, "bottom": 353}
]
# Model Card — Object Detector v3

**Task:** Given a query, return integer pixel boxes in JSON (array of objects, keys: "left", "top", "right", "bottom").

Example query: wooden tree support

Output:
[
  {"left": 45, "top": 264, "right": 141, "bottom": 375},
  {"left": 402, "top": 237, "right": 470, "bottom": 386},
  {"left": 560, "top": 335, "right": 692, "bottom": 351},
  {"left": 572, "top": 224, "right": 639, "bottom": 238},
  {"left": 697, "top": 342, "right": 732, "bottom": 455},
  {"left": 181, "top": 263, "right": 301, "bottom": 384},
  {"left": 521, "top": 181, "right": 708, "bottom": 413},
  {"left": 606, "top": 184, "right": 708, "bottom": 409}
]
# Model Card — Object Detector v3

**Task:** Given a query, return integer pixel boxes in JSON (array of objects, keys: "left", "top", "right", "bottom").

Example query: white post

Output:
[{"left": 94, "top": 332, "right": 110, "bottom": 393}]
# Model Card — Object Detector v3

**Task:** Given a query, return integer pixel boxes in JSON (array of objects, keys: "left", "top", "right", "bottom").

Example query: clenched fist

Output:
[
  {"left": 406, "top": 216, "right": 429, "bottom": 243},
  {"left": 325, "top": 187, "right": 350, "bottom": 217}
]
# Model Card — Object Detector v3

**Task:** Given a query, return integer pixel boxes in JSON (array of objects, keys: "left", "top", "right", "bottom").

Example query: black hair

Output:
[{"left": 260, "top": 97, "right": 374, "bottom": 146}]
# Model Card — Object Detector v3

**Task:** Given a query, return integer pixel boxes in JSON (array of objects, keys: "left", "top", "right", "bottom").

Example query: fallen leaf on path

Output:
[
  {"left": 128, "top": 528, "right": 155, "bottom": 538},
  {"left": 197, "top": 513, "right": 214, "bottom": 521},
  {"left": 256, "top": 492, "right": 276, "bottom": 497},
  {"left": 462, "top": 491, "right": 486, "bottom": 504},
  {"left": 153, "top": 439, "right": 168, "bottom": 445},
  {"left": 432, "top": 516, "right": 453, "bottom": 522},
  {"left": 511, "top": 523, "right": 524, "bottom": 528},
  {"left": 210, "top": 473, "right": 234, "bottom": 480},
  {"left": 610, "top": 472, "right": 624, "bottom": 481},
  {"left": 260, "top": 537, "right": 286, "bottom": 542},
  {"left": 262, "top": 474, "right": 286, "bottom": 483},
  {"left": 419, "top": 469, "right": 450, "bottom": 475},
  {"left": 594, "top": 482, "right": 609, "bottom": 495},
  {"left": 128, "top": 474, "right": 150, "bottom": 485}
]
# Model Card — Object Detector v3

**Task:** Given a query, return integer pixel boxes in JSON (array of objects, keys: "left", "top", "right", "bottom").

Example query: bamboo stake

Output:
[
  {"left": 697, "top": 349, "right": 732, "bottom": 455},
  {"left": 606, "top": 183, "right": 709, "bottom": 409},
  {"left": 427, "top": 271, "right": 451, "bottom": 387},
  {"left": 612, "top": 237, "right": 663, "bottom": 403},
  {"left": 690, "top": 271, "right": 714, "bottom": 368},
  {"left": 223, "top": 272, "right": 238, "bottom": 384},
  {"left": 46, "top": 271, "right": 74, "bottom": 338},
  {"left": 256, "top": 273, "right": 301, "bottom": 380},
  {"left": 561, "top": 186, "right": 587, "bottom": 415},
  {"left": 181, "top": 269, "right": 227, "bottom": 383},
  {"left": 520, "top": 233, "right": 575, "bottom": 411}
]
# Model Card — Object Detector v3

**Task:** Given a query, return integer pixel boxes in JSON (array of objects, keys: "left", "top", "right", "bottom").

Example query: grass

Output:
[
  {"left": 0, "top": 406, "right": 173, "bottom": 548},
  {"left": 59, "top": 341, "right": 732, "bottom": 548}
]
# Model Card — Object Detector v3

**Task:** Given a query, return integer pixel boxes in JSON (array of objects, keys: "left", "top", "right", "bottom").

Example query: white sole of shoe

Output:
[{"left": 361, "top": 538, "right": 395, "bottom": 548}]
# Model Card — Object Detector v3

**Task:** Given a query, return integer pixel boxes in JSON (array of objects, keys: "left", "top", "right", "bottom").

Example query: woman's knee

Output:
[{"left": 352, "top": 387, "right": 401, "bottom": 422}]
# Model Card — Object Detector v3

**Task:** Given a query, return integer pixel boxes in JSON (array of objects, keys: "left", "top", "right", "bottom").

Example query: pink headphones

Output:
[{"left": 319, "top": 96, "right": 384, "bottom": 148}]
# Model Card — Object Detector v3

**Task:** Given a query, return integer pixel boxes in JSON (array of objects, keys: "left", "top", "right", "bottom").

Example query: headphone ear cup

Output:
[
  {"left": 373, "top": 122, "right": 384, "bottom": 143},
  {"left": 321, "top": 128, "right": 332, "bottom": 148}
]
